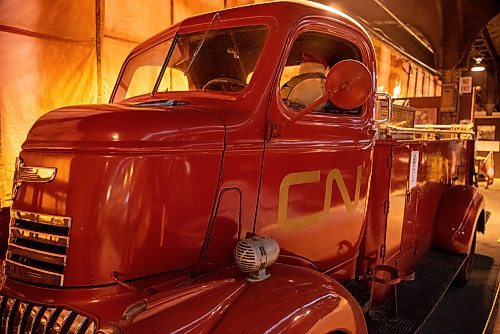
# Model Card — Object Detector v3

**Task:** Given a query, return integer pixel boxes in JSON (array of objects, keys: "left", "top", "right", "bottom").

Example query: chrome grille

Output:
[
  {"left": 0, "top": 295, "right": 96, "bottom": 334},
  {"left": 6, "top": 210, "right": 71, "bottom": 287}
]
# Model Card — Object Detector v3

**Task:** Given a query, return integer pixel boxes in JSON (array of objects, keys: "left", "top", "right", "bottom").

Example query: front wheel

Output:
[{"left": 454, "top": 232, "right": 476, "bottom": 286}]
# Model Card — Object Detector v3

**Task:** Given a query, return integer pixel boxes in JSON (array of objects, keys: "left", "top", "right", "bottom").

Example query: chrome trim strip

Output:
[
  {"left": 68, "top": 314, "right": 88, "bottom": 334},
  {"left": 18, "top": 165, "right": 57, "bottom": 183},
  {"left": 8, "top": 244, "right": 66, "bottom": 266},
  {"left": 25, "top": 305, "right": 43, "bottom": 333},
  {"left": 5, "top": 260, "right": 64, "bottom": 286},
  {"left": 10, "top": 210, "right": 71, "bottom": 228},
  {"left": 52, "top": 309, "right": 73, "bottom": 334},
  {"left": 36, "top": 307, "right": 57, "bottom": 333},
  {"left": 10, "top": 227, "right": 69, "bottom": 247}
]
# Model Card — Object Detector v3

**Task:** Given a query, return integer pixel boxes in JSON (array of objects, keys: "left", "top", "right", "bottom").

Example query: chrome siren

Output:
[{"left": 234, "top": 236, "right": 279, "bottom": 282}]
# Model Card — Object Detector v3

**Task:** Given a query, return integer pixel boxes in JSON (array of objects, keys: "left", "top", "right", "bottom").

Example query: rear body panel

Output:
[{"left": 359, "top": 138, "right": 475, "bottom": 306}]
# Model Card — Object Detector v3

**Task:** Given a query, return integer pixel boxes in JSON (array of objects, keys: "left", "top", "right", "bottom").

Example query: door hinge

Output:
[
  {"left": 265, "top": 122, "right": 281, "bottom": 140},
  {"left": 380, "top": 244, "right": 386, "bottom": 258},
  {"left": 383, "top": 200, "right": 390, "bottom": 214}
]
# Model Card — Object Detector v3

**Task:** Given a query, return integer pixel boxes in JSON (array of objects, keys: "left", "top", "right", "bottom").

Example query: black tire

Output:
[{"left": 453, "top": 232, "right": 476, "bottom": 286}]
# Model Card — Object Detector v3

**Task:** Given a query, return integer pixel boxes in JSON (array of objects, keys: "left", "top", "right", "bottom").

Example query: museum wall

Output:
[{"left": 0, "top": 0, "right": 256, "bottom": 207}]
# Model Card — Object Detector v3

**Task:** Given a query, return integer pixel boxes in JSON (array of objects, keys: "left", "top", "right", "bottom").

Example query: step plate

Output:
[{"left": 366, "top": 249, "right": 467, "bottom": 334}]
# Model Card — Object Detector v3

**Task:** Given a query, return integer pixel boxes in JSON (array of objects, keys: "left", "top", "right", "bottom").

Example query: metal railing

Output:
[{"left": 381, "top": 125, "right": 475, "bottom": 141}]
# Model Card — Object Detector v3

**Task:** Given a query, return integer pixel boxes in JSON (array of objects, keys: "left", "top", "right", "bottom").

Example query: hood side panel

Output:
[{"left": 11, "top": 105, "right": 226, "bottom": 286}]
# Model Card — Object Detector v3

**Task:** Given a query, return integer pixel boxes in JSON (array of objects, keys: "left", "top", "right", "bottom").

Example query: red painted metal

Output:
[
  {"left": 117, "top": 265, "right": 367, "bottom": 333},
  {"left": 433, "top": 185, "right": 485, "bottom": 254},
  {"left": 16, "top": 106, "right": 226, "bottom": 286},
  {"left": 2, "top": 1, "right": 484, "bottom": 333}
]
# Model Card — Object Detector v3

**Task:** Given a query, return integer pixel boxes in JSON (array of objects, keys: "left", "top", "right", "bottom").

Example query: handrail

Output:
[
  {"left": 414, "top": 124, "right": 473, "bottom": 131},
  {"left": 375, "top": 92, "right": 393, "bottom": 124},
  {"left": 384, "top": 126, "right": 475, "bottom": 140}
]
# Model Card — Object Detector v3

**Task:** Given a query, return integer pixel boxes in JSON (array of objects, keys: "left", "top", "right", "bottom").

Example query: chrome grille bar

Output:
[
  {"left": 85, "top": 322, "right": 97, "bottom": 334},
  {"left": 52, "top": 309, "right": 73, "bottom": 334},
  {"left": 11, "top": 301, "right": 29, "bottom": 334},
  {"left": 7, "top": 210, "right": 71, "bottom": 287},
  {"left": 0, "top": 295, "right": 96, "bottom": 334},
  {"left": 5, "top": 260, "right": 64, "bottom": 287},
  {"left": 67, "top": 314, "right": 88, "bottom": 334},
  {"left": 1, "top": 298, "right": 17, "bottom": 333},
  {"left": 36, "top": 307, "right": 58, "bottom": 333},
  {"left": 10, "top": 210, "right": 71, "bottom": 228},
  {"left": 10, "top": 227, "right": 69, "bottom": 247},
  {"left": 8, "top": 244, "right": 66, "bottom": 266},
  {"left": 24, "top": 305, "right": 43, "bottom": 333}
]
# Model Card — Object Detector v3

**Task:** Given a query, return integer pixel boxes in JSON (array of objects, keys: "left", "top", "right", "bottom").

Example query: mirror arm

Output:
[
  {"left": 375, "top": 92, "right": 393, "bottom": 123},
  {"left": 284, "top": 93, "right": 329, "bottom": 129}
]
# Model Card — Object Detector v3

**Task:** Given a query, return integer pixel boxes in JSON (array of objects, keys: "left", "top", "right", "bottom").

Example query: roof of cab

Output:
[
  {"left": 129, "top": 0, "right": 370, "bottom": 56},
  {"left": 181, "top": 1, "right": 363, "bottom": 29}
]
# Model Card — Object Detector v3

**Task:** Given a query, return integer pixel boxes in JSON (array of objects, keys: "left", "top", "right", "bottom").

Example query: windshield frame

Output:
[{"left": 110, "top": 18, "right": 273, "bottom": 104}]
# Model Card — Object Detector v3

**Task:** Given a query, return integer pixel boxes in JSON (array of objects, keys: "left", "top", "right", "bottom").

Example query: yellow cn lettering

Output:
[
  {"left": 278, "top": 171, "right": 325, "bottom": 231},
  {"left": 278, "top": 165, "right": 362, "bottom": 231},
  {"left": 324, "top": 165, "right": 362, "bottom": 214}
]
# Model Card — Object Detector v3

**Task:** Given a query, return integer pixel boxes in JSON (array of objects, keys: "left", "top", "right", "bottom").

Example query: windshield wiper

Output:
[
  {"left": 184, "top": 12, "right": 221, "bottom": 75},
  {"left": 151, "top": 32, "right": 180, "bottom": 95},
  {"left": 134, "top": 100, "right": 190, "bottom": 107}
]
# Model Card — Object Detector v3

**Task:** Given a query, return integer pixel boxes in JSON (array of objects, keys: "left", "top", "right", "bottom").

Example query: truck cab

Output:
[{"left": 1, "top": 1, "right": 485, "bottom": 333}]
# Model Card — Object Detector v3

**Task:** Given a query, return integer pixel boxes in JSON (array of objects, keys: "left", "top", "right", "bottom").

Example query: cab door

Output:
[{"left": 254, "top": 21, "right": 376, "bottom": 277}]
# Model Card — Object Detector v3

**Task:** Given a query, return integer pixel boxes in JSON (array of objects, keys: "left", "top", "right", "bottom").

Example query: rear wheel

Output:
[{"left": 454, "top": 232, "right": 476, "bottom": 286}]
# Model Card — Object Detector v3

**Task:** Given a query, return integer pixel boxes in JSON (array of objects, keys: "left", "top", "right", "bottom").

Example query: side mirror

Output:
[
  {"left": 286, "top": 60, "right": 372, "bottom": 127},
  {"left": 325, "top": 59, "right": 373, "bottom": 109}
]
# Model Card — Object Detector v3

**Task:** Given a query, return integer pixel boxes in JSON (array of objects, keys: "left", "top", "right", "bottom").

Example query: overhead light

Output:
[
  {"left": 471, "top": 57, "right": 485, "bottom": 72},
  {"left": 471, "top": 65, "right": 485, "bottom": 72}
]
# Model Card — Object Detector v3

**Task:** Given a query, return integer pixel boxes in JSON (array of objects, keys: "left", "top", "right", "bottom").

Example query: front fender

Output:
[
  {"left": 113, "top": 264, "right": 367, "bottom": 334},
  {"left": 433, "top": 185, "right": 485, "bottom": 254}
]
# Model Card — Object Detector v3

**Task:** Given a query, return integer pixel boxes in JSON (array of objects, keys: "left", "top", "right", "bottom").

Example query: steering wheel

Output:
[
  {"left": 202, "top": 78, "right": 247, "bottom": 92},
  {"left": 280, "top": 72, "right": 326, "bottom": 99},
  {"left": 280, "top": 72, "right": 326, "bottom": 109}
]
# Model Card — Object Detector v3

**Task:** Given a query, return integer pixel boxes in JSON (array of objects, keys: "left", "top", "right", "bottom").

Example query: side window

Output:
[{"left": 279, "top": 31, "right": 362, "bottom": 115}]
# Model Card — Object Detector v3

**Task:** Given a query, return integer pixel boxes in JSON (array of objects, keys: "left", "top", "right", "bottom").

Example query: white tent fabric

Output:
[{"left": 0, "top": 0, "right": 255, "bottom": 207}]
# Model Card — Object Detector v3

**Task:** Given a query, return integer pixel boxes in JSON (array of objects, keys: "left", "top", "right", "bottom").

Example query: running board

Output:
[{"left": 366, "top": 249, "right": 467, "bottom": 334}]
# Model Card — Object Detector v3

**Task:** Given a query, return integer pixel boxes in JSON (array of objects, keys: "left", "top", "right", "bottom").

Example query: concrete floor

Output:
[{"left": 420, "top": 179, "right": 500, "bottom": 334}]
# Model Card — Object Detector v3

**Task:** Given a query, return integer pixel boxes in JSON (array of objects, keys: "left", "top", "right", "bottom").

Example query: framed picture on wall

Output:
[
  {"left": 415, "top": 108, "right": 438, "bottom": 124},
  {"left": 477, "top": 125, "right": 496, "bottom": 140}
]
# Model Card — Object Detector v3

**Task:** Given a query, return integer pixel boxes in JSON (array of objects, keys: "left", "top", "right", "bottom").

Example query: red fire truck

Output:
[{"left": 1, "top": 1, "right": 485, "bottom": 333}]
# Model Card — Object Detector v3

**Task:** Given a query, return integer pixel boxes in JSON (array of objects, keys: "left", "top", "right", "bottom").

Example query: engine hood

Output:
[
  {"left": 24, "top": 103, "right": 225, "bottom": 151},
  {"left": 115, "top": 265, "right": 366, "bottom": 333},
  {"left": 10, "top": 103, "right": 226, "bottom": 287}
]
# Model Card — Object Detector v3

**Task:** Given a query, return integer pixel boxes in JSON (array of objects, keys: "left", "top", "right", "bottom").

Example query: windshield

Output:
[{"left": 113, "top": 25, "right": 268, "bottom": 102}]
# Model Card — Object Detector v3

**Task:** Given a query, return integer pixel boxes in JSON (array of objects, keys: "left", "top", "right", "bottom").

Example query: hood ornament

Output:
[{"left": 12, "top": 157, "right": 57, "bottom": 200}]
